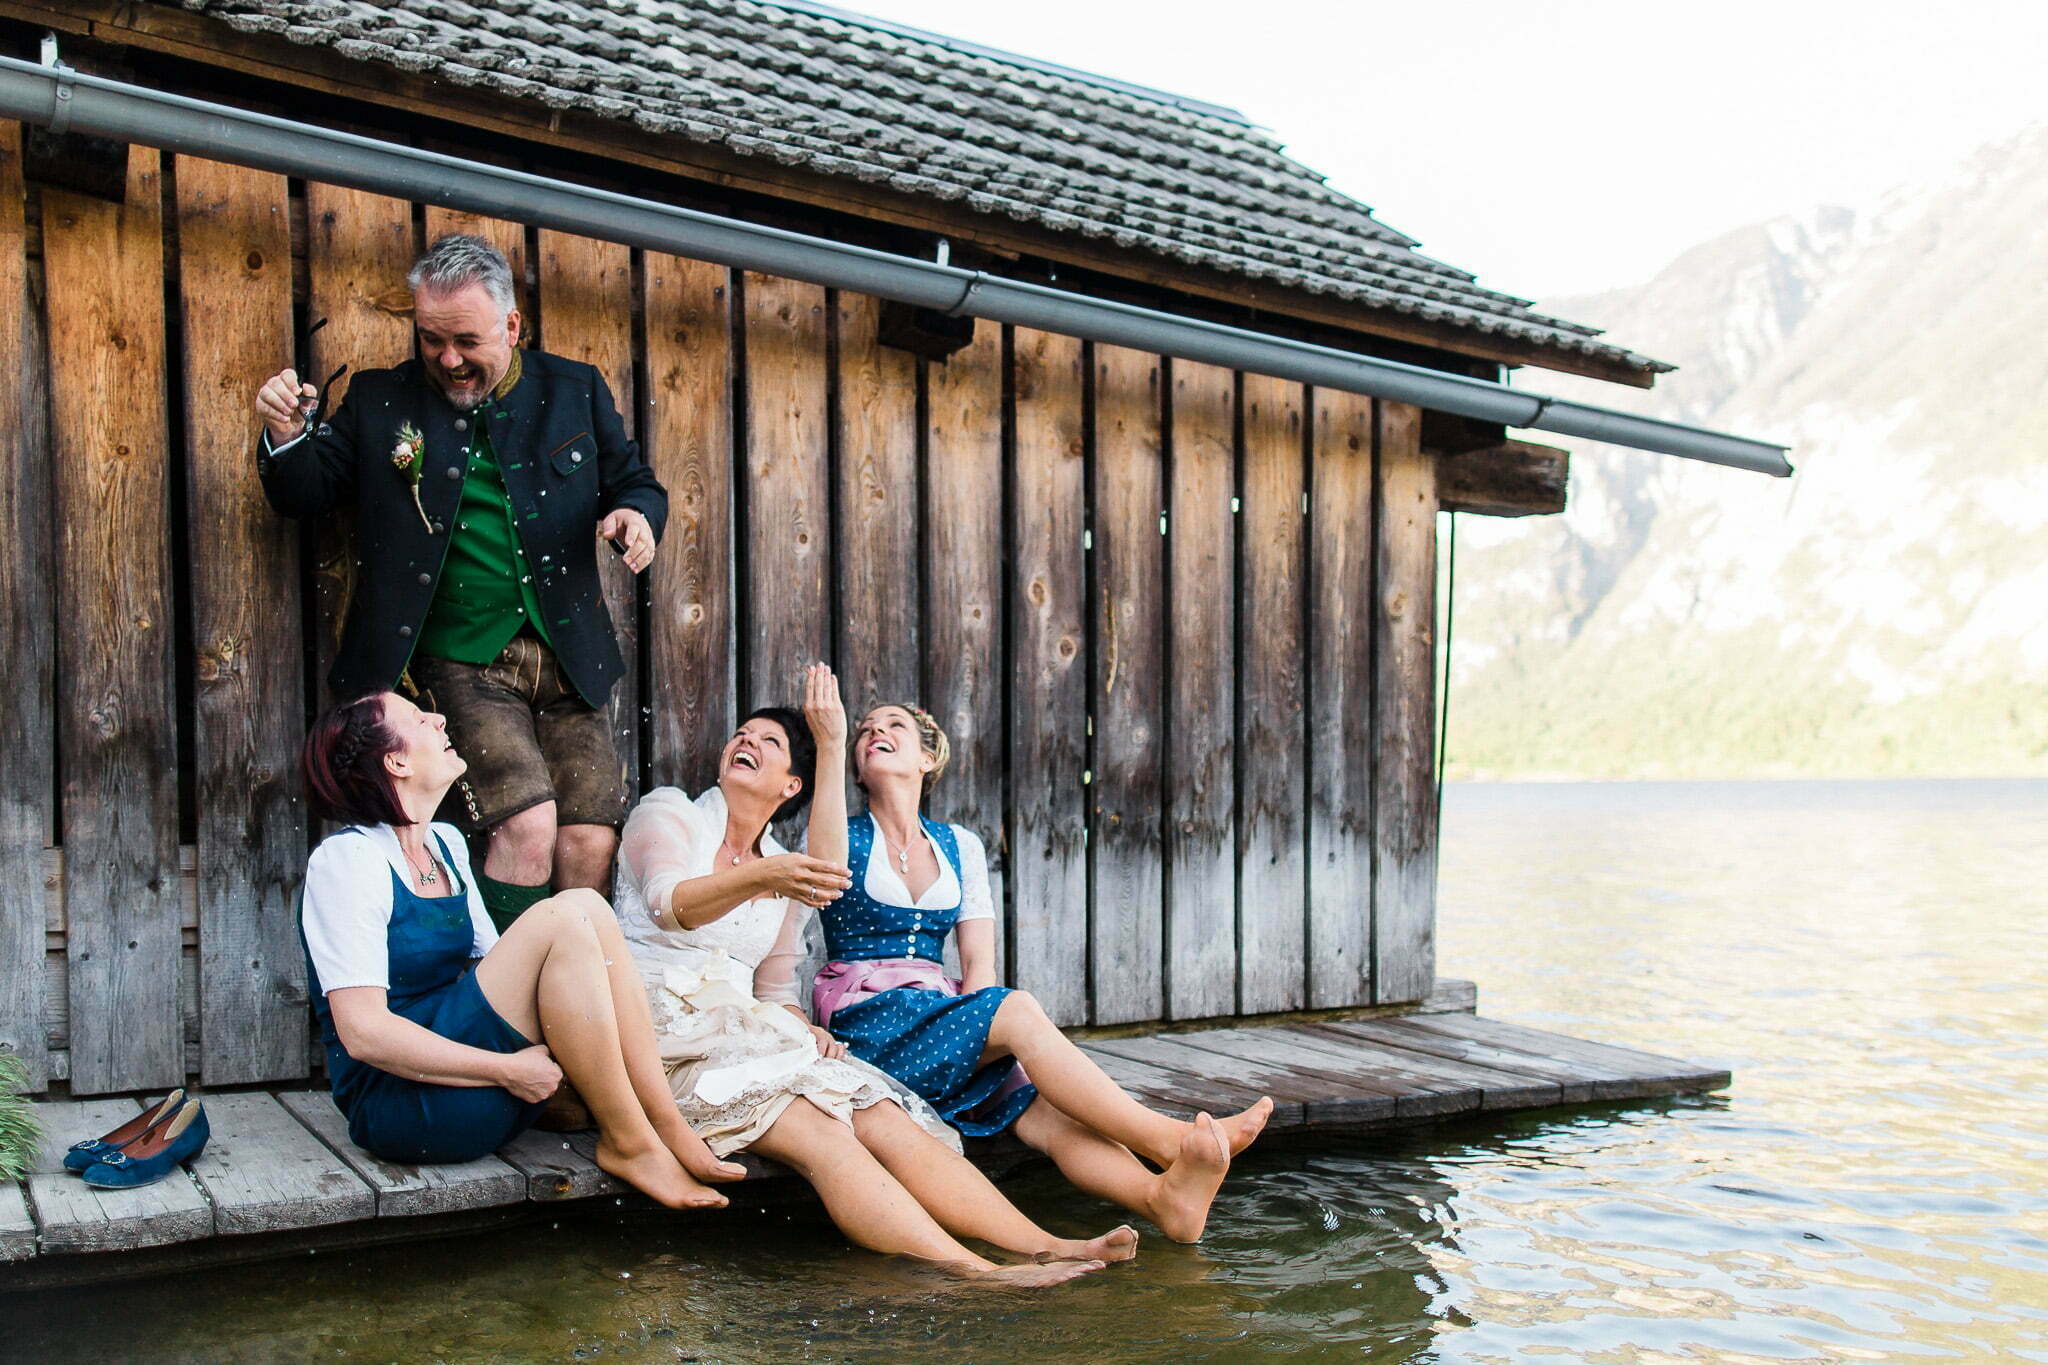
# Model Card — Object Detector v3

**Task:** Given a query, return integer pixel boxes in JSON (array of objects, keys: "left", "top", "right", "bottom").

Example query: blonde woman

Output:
[
  {"left": 612, "top": 668, "right": 1134, "bottom": 1284},
  {"left": 809, "top": 695, "right": 1273, "bottom": 1242}
]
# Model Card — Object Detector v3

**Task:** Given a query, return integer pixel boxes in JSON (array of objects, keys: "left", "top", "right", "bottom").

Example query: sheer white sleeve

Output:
[
  {"left": 954, "top": 826, "right": 996, "bottom": 923},
  {"left": 753, "top": 899, "right": 812, "bottom": 1009},
  {"left": 433, "top": 823, "right": 498, "bottom": 958},
  {"left": 619, "top": 796, "right": 708, "bottom": 930},
  {"left": 300, "top": 833, "right": 397, "bottom": 993}
]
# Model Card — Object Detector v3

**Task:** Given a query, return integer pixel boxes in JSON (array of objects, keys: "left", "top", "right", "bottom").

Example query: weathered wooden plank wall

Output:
[
  {"left": 1090, "top": 344, "right": 1166, "bottom": 1025},
  {"left": 1164, "top": 360, "right": 1237, "bottom": 1020},
  {"left": 1237, "top": 374, "right": 1310, "bottom": 1014},
  {"left": 0, "top": 122, "right": 51, "bottom": 1088},
  {"left": 832, "top": 290, "right": 921, "bottom": 709},
  {"left": 1307, "top": 389, "right": 1377, "bottom": 1008},
  {"left": 175, "top": 156, "right": 310, "bottom": 1084},
  {"left": 537, "top": 231, "right": 641, "bottom": 798},
  {"left": 44, "top": 146, "right": 183, "bottom": 1094},
  {"left": 922, "top": 321, "right": 1007, "bottom": 984},
  {"left": 643, "top": 253, "right": 733, "bottom": 793},
  {"left": 1008, "top": 328, "right": 1091, "bottom": 1027},
  {"left": 3, "top": 132, "right": 1451, "bottom": 1087}
]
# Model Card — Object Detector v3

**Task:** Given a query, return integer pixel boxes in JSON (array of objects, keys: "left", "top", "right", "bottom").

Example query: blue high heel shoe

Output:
[
  {"left": 81, "top": 1097, "right": 209, "bottom": 1189},
  {"left": 62, "top": 1088, "right": 185, "bottom": 1173}
]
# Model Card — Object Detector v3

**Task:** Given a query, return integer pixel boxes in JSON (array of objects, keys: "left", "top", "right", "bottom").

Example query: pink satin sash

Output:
[{"left": 811, "top": 957, "right": 957, "bottom": 1028}]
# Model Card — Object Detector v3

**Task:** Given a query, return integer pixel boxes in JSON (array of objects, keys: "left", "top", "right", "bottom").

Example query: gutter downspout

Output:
[{"left": 0, "top": 57, "right": 1791, "bottom": 477}]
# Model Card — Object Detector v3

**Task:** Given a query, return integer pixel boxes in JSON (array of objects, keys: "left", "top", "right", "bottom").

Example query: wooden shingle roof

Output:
[{"left": 180, "top": 0, "right": 1669, "bottom": 376}]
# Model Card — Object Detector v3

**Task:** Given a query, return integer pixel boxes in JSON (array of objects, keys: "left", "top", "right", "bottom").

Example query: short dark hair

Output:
[
  {"left": 302, "top": 694, "right": 411, "bottom": 827},
  {"left": 745, "top": 706, "right": 815, "bottom": 822}
]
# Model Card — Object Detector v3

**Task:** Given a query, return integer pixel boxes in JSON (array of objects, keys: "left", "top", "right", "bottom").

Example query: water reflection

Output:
[{"left": 8, "top": 780, "right": 2045, "bottom": 1362}]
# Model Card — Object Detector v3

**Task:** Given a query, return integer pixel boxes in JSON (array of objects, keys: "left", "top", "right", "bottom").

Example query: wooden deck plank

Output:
[
  {"left": 1157, "top": 1029, "right": 1410, "bottom": 1124},
  {"left": 1396, "top": 1015, "right": 1730, "bottom": 1092},
  {"left": 184, "top": 1092, "right": 375, "bottom": 1236},
  {"left": 496, "top": 1127, "right": 624, "bottom": 1202},
  {"left": 0, "top": 1181, "right": 34, "bottom": 1263},
  {"left": 277, "top": 1090, "right": 527, "bottom": 1218},
  {"left": 1321, "top": 1020, "right": 1612, "bottom": 1102},
  {"left": 1081, "top": 1036, "right": 1307, "bottom": 1125},
  {"left": 23, "top": 1098, "right": 214, "bottom": 1255},
  {"left": 6, "top": 1014, "right": 1728, "bottom": 1279},
  {"left": 1271, "top": 1024, "right": 1564, "bottom": 1111}
]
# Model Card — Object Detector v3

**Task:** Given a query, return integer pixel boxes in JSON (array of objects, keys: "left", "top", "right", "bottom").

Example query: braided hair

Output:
[
  {"left": 856, "top": 703, "right": 951, "bottom": 797},
  {"left": 301, "top": 693, "right": 411, "bottom": 827}
]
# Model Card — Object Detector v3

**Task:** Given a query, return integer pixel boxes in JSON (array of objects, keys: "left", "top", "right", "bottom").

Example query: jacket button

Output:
[
  {"left": 398, "top": 625, "right": 413, "bottom": 638},
  {"left": 453, "top": 418, "right": 468, "bottom": 432},
  {"left": 445, "top": 466, "right": 461, "bottom": 480},
  {"left": 417, "top": 572, "right": 432, "bottom": 585},
  {"left": 571, "top": 451, "right": 583, "bottom": 464}
]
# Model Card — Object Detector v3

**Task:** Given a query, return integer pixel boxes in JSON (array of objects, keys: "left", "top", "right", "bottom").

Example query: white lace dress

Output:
[{"left": 615, "top": 786, "right": 960, "bottom": 1156}]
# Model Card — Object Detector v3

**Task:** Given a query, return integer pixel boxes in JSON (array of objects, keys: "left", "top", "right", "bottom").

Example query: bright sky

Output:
[{"left": 836, "top": 0, "right": 2048, "bottom": 301}]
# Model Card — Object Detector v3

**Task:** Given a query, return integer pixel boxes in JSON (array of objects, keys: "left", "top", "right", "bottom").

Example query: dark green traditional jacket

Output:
[{"left": 256, "top": 349, "right": 666, "bottom": 708}]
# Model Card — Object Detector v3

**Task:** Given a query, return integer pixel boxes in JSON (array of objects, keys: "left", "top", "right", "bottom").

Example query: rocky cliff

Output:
[{"left": 1446, "top": 125, "right": 2048, "bottom": 779}]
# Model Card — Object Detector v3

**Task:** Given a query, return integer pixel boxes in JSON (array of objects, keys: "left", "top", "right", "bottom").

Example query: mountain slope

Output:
[{"left": 1446, "top": 125, "right": 2048, "bottom": 779}]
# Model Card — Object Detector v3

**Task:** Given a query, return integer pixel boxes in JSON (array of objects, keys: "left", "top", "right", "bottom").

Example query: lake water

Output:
[{"left": 10, "top": 780, "right": 2046, "bottom": 1362}]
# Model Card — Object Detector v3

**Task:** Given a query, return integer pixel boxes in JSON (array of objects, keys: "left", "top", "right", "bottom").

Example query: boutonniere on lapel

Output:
[{"left": 390, "top": 423, "right": 433, "bottom": 533}]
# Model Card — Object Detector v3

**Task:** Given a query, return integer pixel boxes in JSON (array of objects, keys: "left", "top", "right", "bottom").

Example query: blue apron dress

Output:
[
  {"left": 817, "top": 818, "right": 1039, "bottom": 1137},
  {"left": 302, "top": 828, "right": 545, "bottom": 1163}
]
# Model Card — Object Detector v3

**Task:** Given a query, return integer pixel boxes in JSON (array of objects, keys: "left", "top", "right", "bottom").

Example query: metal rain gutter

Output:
[{"left": 0, "top": 57, "right": 1792, "bottom": 477}]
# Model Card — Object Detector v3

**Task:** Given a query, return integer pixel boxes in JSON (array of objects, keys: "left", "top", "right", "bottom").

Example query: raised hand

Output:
[
  {"left": 753, "top": 852, "right": 853, "bottom": 908},
  {"left": 256, "top": 367, "right": 317, "bottom": 445},
  {"left": 803, "top": 661, "right": 847, "bottom": 749}
]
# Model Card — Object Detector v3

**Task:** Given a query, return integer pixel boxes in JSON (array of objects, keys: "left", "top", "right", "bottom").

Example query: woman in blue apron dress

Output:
[
  {"left": 297, "top": 691, "right": 746, "bottom": 1209},
  {"left": 807, "top": 691, "right": 1275, "bottom": 1242}
]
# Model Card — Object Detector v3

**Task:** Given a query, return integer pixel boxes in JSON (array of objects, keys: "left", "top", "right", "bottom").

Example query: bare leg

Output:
[
  {"left": 474, "top": 891, "right": 726, "bottom": 1209},
  {"left": 850, "top": 1101, "right": 1137, "bottom": 1263},
  {"left": 979, "top": 991, "right": 1273, "bottom": 1164},
  {"left": 553, "top": 823, "right": 617, "bottom": 894},
  {"left": 750, "top": 1099, "right": 1105, "bottom": 1287},
  {"left": 1013, "top": 1098, "right": 1227, "bottom": 1243},
  {"left": 484, "top": 801, "right": 557, "bottom": 885},
  {"left": 562, "top": 890, "right": 747, "bottom": 1185}
]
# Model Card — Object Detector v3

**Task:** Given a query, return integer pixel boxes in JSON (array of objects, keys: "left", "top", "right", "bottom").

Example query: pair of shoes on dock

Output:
[{"left": 62, "top": 1090, "right": 211, "bottom": 1189}]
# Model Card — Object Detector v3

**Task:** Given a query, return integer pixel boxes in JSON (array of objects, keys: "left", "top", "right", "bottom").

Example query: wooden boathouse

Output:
[{"left": 0, "top": 0, "right": 1742, "bottom": 1282}]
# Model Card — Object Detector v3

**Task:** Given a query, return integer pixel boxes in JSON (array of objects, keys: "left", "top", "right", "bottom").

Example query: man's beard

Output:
[{"left": 432, "top": 364, "right": 495, "bottom": 411}]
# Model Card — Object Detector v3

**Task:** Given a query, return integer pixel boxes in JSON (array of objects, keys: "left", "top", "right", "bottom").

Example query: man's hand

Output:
[
  {"left": 256, "top": 368, "right": 316, "bottom": 446},
  {"left": 598, "top": 507, "right": 655, "bottom": 573}
]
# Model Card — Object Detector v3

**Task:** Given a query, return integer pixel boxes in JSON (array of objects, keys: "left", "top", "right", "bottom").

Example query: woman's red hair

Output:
[{"left": 301, "top": 693, "right": 411, "bottom": 827}]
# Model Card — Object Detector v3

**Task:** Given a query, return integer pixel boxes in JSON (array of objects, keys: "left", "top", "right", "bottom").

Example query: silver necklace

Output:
[
  {"left": 878, "top": 824, "right": 920, "bottom": 872},
  {"left": 403, "top": 843, "right": 440, "bottom": 887}
]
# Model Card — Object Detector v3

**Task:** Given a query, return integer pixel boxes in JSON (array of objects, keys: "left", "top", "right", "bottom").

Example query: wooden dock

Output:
[{"left": 0, "top": 1005, "right": 1728, "bottom": 1290}]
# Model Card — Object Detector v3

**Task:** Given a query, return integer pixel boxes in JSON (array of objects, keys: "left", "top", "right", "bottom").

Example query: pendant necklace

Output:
[
  {"left": 718, "top": 838, "right": 745, "bottom": 868},
  {"left": 404, "top": 843, "right": 440, "bottom": 887},
  {"left": 880, "top": 825, "right": 916, "bottom": 872}
]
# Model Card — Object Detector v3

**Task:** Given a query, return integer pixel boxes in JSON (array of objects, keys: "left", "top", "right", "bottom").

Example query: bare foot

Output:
[
  {"left": 1215, "top": 1096, "right": 1274, "bottom": 1156},
  {"left": 1040, "top": 1225, "right": 1139, "bottom": 1264},
  {"left": 596, "top": 1137, "right": 729, "bottom": 1210},
  {"left": 971, "top": 1258, "right": 1107, "bottom": 1288},
  {"left": 658, "top": 1125, "right": 749, "bottom": 1184},
  {"left": 1146, "top": 1111, "right": 1230, "bottom": 1243}
]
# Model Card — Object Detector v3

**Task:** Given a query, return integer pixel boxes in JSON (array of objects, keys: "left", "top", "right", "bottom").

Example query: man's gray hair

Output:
[{"left": 407, "top": 234, "right": 517, "bottom": 316}]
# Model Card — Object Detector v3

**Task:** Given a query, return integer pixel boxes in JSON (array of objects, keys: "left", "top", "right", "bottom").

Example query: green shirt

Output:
[{"left": 417, "top": 409, "right": 553, "bottom": 664}]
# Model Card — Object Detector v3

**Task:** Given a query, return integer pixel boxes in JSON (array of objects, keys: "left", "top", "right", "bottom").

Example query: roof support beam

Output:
[
  {"left": 0, "top": 57, "right": 1793, "bottom": 476},
  {"left": 1437, "top": 440, "right": 1570, "bottom": 518}
]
